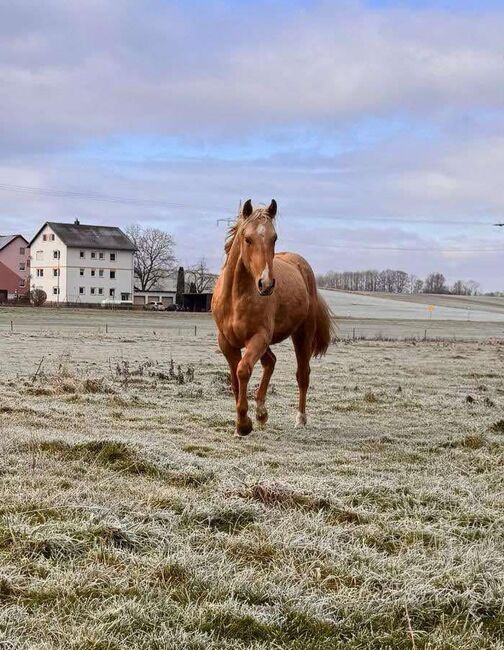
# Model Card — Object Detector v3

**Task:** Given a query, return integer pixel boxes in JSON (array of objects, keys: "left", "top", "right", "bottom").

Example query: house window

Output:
[
  {"left": 90, "top": 288, "right": 95, "bottom": 295},
  {"left": 98, "top": 288, "right": 103, "bottom": 295},
  {"left": 49, "top": 234, "right": 55, "bottom": 241},
  {"left": 80, "top": 268, "right": 84, "bottom": 276},
  {"left": 43, "top": 234, "right": 47, "bottom": 241},
  {"left": 110, "top": 253, "right": 116, "bottom": 261},
  {"left": 110, "top": 270, "right": 116, "bottom": 279},
  {"left": 91, "top": 270, "right": 96, "bottom": 277},
  {"left": 99, "top": 269, "right": 104, "bottom": 277},
  {"left": 36, "top": 269, "right": 44, "bottom": 277},
  {"left": 99, "top": 252, "right": 104, "bottom": 260},
  {"left": 91, "top": 252, "right": 96, "bottom": 259},
  {"left": 53, "top": 250, "right": 60, "bottom": 259},
  {"left": 80, "top": 251, "right": 85, "bottom": 258},
  {"left": 20, "top": 247, "right": 25, "bottom": 255},
  {"left": 53, "top": 268, "right": 60, "bottom": 277},
  {"left": 121, "top": 293, "right": 130, "bottom": 301},
  {"left": 19, "top": 279, "right": 25, "bottom": 287},
  {"left": 109, "top": 288, "right": 115, "bottom": 297},
  {"left": 19, "top": 262, "right": 25, "bottom": 271},
  {"left": 79, "top": 287, "right": 85, "bottom": 295},
  {"left": 52, "top": 287, "right": 59, "bottom": 295}
]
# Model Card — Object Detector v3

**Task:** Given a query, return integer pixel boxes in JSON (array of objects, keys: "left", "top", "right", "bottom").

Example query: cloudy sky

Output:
[{"left": 1, "top": 0, "right": 504, "bottom": 290}]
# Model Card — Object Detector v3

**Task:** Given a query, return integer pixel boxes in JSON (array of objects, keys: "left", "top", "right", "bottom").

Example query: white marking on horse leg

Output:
[
  {"left": 295, "top": 411, "right": 307, "bottom": 428},
  {"left": 256, "top": 402, "right": 268, "bottom": 423}
]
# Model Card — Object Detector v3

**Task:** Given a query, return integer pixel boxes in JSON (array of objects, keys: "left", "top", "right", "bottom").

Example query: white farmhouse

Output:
[{"left": 29, "top": 220, "right": 135, "bottom": 305}]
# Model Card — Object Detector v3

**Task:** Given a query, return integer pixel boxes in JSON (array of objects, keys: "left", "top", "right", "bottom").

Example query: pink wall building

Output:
[{"left": 0, "top": 235, "right": 30, "bottom": 300}]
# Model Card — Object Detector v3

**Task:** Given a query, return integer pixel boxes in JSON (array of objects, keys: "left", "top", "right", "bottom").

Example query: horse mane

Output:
[{"left": 224, "top": 207, "right": 270, "bottom": 256}]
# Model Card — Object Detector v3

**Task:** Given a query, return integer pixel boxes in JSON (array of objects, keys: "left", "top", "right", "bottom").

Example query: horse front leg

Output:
[
  {"left": 236, "top": 334, "right": 268, "bottom": 436},
  {"left": 255, "top": 347, "right": 276, "bottom": 425}
]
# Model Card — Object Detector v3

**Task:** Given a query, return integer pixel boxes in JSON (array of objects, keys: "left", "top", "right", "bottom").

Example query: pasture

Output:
[{"left": 1, "top": 305, "right": 503, "bottom": 649}]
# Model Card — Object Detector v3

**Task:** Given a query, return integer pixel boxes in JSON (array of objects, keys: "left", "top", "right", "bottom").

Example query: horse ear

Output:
[
  {"left": 267, "top": 199, "right": 277, "bottom": 218},
  {"left": 242, "top": 199, "right": 253, "bottom": 218}
]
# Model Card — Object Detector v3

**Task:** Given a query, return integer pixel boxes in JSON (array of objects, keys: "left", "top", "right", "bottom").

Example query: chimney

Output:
[{"left": 74, "top": 218, "right": 80, "bottom": 225}]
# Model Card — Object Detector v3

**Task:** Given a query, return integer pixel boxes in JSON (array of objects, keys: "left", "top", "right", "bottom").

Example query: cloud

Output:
[
  {"left": 0, "top": 1, "right": 503, "bottom": 290},
  {"left": 2, "top": 0, "right": 504, "bottom": 150}
]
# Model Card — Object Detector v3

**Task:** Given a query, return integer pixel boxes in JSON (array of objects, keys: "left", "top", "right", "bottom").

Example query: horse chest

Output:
[{"left": 220, "top": 300, "right": 274, "bottom": 347}]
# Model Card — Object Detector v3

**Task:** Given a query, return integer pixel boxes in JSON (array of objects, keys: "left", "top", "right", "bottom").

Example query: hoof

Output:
[
  {"left": 295, "top": 411, "right": 307, "bottom": 428},
  {"left": 235, "top": 416, "right": 253, "bottom": 437},
  {"left": 256, "top": 404, "right": 268, "bottom": 424}
]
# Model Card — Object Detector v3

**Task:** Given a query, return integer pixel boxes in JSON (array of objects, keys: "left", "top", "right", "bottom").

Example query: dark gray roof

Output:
[
  {"left": 30, "top": 222, "right": 135, "bottom": 251},
  {"left": 0, "top": 234, "right": 28, "bottom": 252}
]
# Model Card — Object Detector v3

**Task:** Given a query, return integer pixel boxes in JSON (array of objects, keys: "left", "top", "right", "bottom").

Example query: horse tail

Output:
[{"left": 312, "top": 292, "right": 335, "bottom": 358}]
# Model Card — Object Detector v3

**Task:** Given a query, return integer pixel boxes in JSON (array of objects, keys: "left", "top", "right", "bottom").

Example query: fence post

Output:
[
  {"left": 352, "top": 327, "right": 356, "bottom": 341},
  {"left": 194, "top": 325, "right": 197, "bottom": 337},
  {"left": 10, "top": 320, "right": 13, "bottom": 333},
  {"left": 105, "top": 323, "right": 108, "bottom": 334},
  {"left": 424, "top": 329, "right": 427, "bottom": 341}
]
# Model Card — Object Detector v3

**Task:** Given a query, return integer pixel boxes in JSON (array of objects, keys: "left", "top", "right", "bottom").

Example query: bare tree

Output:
[
  {"left": 423, "top": 272, "right": 447, "bottom": 294},
  {"left": 125, "top": 225, "right": 176, "bottom": 291},
  {"left": 451, "top": 280, "right": 467, "bottom": 295},
  {"left": 466, "top": 280, "right": 480, "bottom": 296},
  {"left": 413, "top": 278, "right": 424, "bottom": 293},
  {"left": 186, "top": 258, "right": 214, "bottom": 293}
]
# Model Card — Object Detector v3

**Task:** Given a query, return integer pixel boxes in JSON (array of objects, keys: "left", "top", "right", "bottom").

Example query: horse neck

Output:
[{"left": 221, "top": 236, "right": 254, "bottom": 303}]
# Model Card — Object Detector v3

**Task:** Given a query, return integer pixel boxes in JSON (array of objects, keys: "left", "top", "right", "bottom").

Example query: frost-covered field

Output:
[{"left": 1, "top": 307, "right": 504, "bottom": 649}]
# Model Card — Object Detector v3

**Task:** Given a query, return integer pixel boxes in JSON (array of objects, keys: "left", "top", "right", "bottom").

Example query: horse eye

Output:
[
  {"left": 245, "top": 237, "right": 252, "bottom": 245},
  {"left": 273, "top": 235, "right": 278, "bottom": 243}
]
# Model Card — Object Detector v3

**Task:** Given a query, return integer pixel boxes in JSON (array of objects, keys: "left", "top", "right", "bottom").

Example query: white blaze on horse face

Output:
[
  {"left": 256, "top": 223, "right": 266, "bottom": 237},
  {"left": 260, "top": 266, "right": 270, "bottom": 285}
]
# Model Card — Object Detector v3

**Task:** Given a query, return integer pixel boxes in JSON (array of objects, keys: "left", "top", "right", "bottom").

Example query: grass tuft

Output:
[
  {"left": 20, "top": 439, "right": 162, "bottom": 476},
  {"left": 489, "top": 419, "right": 504, "bottom": 434},
  {"left": 231, "top": 481, "right": 331, "bottom": 512}
]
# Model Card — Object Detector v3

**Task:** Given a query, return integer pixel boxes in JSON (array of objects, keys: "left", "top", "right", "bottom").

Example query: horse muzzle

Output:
[{"left": 258, "top": 278, "right": 276, "bottom": 296}]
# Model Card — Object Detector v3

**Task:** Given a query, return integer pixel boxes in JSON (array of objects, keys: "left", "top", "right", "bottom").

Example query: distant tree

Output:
[
  {"left": 413, "top": 279, "right": 424, "bottom": 294},
  {"left": 466, "top": 280, "right": 480, "bottom": 296},
  {"left": 176, "top": 266, "right": 185, "bottom": 306},
  {"left": 451, "top": 280, "right": 468, "bottom": 295},
  {"left": 407, "top": 274, "right": 418, "bottom": 294},
  {"left": 125, "top": 225, "right": 176, "bottom": 291},
  {"left": 423, "top": 272, "right": 447, "bottom": 294},
  {"left": 186, "top": 258, "right": 214, "bottom": 293},
  {"left": 30, "top": 288, "right": 47, "bottom": 307}
]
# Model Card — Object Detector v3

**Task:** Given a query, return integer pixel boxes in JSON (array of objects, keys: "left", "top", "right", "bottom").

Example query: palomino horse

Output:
[{"left": 212, "top": 199, "right": 334, "bottom": 436}]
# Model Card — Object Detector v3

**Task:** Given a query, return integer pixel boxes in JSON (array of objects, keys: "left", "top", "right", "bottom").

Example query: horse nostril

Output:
[
  {"left": 258, "top": 279, "right": 263, "bottom": 291},
  {"left": 271, "top": 279, "right": 276, "bottom": 289}
]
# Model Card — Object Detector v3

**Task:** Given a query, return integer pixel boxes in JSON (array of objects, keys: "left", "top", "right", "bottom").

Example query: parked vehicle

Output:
[{"left": 143, "top": 301, "right": 165, "bottom": 311}]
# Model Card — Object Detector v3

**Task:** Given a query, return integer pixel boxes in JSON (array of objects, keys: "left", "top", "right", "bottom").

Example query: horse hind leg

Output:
[
  {"left": 292, "top": 329, "right": 312, "bottom": 427},
  {"left": 255, "top": 347, "right": 276, "bottom": 425},
  {"left": 217, "top": 332, "right": 241, "bottom": 402}
]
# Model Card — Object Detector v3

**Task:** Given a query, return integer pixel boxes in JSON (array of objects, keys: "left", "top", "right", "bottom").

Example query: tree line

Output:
[{"left": 316, "top": 269, "right": 481, "bottom": 295}]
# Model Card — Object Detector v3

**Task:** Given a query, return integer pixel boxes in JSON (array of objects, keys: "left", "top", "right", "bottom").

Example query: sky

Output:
[{"left": 1, "top": 0, "right": 504, "bottom": 290}]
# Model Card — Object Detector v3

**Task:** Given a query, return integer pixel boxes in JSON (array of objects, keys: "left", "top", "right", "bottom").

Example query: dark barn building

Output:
[{"left": 183, "top": 292, "right": 213, "bottom": 312}]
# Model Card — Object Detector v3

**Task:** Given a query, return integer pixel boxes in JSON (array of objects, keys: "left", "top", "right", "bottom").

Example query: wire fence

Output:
[{"left": 2, "top": 315, "right": 503, "bottom": 343}]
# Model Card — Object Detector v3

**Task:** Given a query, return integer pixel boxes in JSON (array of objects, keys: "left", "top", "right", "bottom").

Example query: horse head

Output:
[{"left": 239, "top": 199, "right": 278, "bottom": 296}]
